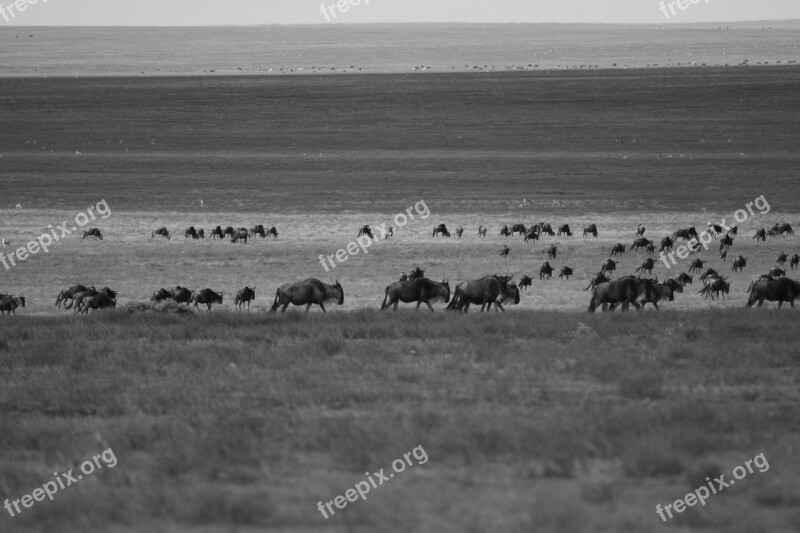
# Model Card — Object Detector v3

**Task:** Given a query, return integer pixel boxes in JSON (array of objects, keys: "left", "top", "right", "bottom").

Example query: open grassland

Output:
[{"left": 1, "top": 310, "right": 800, "bottom": 533}]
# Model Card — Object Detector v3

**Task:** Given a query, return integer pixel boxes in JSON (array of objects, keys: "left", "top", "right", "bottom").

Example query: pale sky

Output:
[{"left": 2, "top": 0, "right": 799, "bottom": 25}]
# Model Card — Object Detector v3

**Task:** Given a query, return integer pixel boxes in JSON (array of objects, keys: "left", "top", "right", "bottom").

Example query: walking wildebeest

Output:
[
  {"left": 231, "top": 229, "right": 248, "bottom": 244},
  {"left": 446, "top": 276, "right": 518, "bottom": 313},
  {"left": 557, "top": 224, "right": 572, "bottom": 237},
  {"left": 672, "top": 227, "right": 698, "bottom": 241},
  {"left": 791, "top": 254, "right": 800, "bottom": 270},
  {"left": 500, "top": 225, "right": 510, "bottom": 237},
  {"left": 55, "top": 284, "right": 89, "bottom": 309},
  {"left": 79, "top": 294, "right": 116, "bottom": 314},
  {"left": 753, "top": 228, "right": 766, "bottom": 242},
  {"left": 0, "top": 296, "right": 25, "bottom": 316},
  {"left": 381, "top": 278, "right": 449, "bottom": 312},
  {"left": 433, "top": 224, "right": 450, "bottom": 238},
  {"left": 610, "top": 243, "right": 625, "bottom": 257},
  {"left": 588, "top": 276, "right": 647, "bottom": 312},
  {"left": 610, "top": 278, "right": 683, "bottom": 311},
  {"left": 659, "top": 236, "right": 674, "bottom": 252},
  {"left": 358, "top": 225, "right": 374, "bottom": 239},
  {"left": 768, "top": 267, "right": 786, "bottom": 278},
  {"left": 636, "top": 258, "right": 655, "bottom": 275},
  {"left": 583, "top": 224, "right": 598, "bottom": 238},
  {"left": 777, "top": 252, "right": 788, "bottom": 266},
  {"left": 171, "top": 286, "right": 193, "bottom": 304},
  {"left": 210, "top": 226, "right": 224, "bottom": 239},
  {"left": 558, "top": 266, "right": 574, "bottom": 280},
  {"left": 455, "top": 226, "right": 463, "bottom": 238},
  {"left": 636, "top": 224, "right": 645, "bottom": 237},
  {"left": 600, "top": 259, "right": 617, "bottom": 276},
  {"left": 150, "top": 288, "right": 173, "bottom": 302},
  {"left": 719, "top": 234, "right": 734, "bottom": 251},
  {"left": 519, "top": 275, "right": 533, "bottom": 290},
  {"left": 192, "top": 288, "right": 223, "bottom": 311},
  {"left": 585, "top": 271, "right": 610, "bottom": 291},
  {"left": 699, "top": 268, "right": 718, "bottom": 283},
  {"left": 732, "top": 256, "right": 748, "bottom": 272},
  {"left": 698, "top": 277, "right": 730, "bottom": 300},
  {"left": 152, "top": 227, "right": 171, "bottom": 240},
  {"left": 539, "top": 261, "right": 553, "bottom": 280},
  {"left": 630, "top": 238, "right": 653, "bottom": 252},
  {"left": 720, "top": 249, "right": 728, "bottom": 262},
  {"left": 83, "top": 228, "right": 103, "bottom": 240},
  {"left": 478, "top": 226, "right": 487, "bottom": 237},
  {"left": 234, "top": 286, "right": 256, "bottom": 310},
  {"left": 747, "top": 277, "right": 800, "bottom": 308},
  {"left": 547, "top": 244, "right": 558, "bottom": 259},
  {"left": 500, "top": 245, "right": 510, "bottom": 258},
  {"left": 73, "top": 287, "right": 117, "bottom": 314},
  {"left": 688, "top": 259, "right": 704, "bottom": 274},
  {"left": 676, "top": 272, "right": 693, "bottom": 286},
  {"left": 271, "top": 279, "right": 344, "bottom": 313},
  {"left": 223, "top": 226, "right": 236, "bottom": 239}
]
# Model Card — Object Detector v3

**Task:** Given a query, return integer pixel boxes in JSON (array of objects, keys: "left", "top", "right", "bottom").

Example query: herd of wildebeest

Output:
[{"left": 2, "top": 219, "right": 800, "bottom": 316}]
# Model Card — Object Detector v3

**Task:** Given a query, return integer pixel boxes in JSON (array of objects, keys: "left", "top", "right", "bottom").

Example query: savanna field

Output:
[{"left": 1, "top": 56, "right": 800, "bottom": 531}]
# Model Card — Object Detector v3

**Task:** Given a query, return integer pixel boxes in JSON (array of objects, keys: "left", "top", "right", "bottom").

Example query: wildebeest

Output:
[
  {"left": 636, "top": 258, "right": 655, "bottom": 275},
  {"left": 171, "top": 286, "right": 193, "bottom": 304},
  {"left": 494, "top": 283, "right": 521, "bottom": 311},
  {"left": 55, "top": 284, "right": 89, "bottom": 308},
  {"left": 250, "top": 225, "right": 266, "bottom": 239},
  {"left": 720, "top": 248, "right": 728, "bottom": 262},
  {"left": 478, "top": 226, "right": 487, "bottom": 237},
  {"left": 433, "top": 224, "right": 450, "bottom": 238},
  {"left": 646, "top": 243, "right": 655, "bottom": 255},
  {"left": 558, "top": 266, "right": 574, "bottom": 280},
  {"left": 630, "top": 238, "right": 653, "bottom": 252},
  {"left": 698, "top": 277, "right": 730, "bottom": 300},
  {"left": 676, "top": 272, "right": 693, "bottom": 286},
  {"left": 0, "top": 296, "right": 25, "bottom": 316},
  {"left": 210, "top": 226, "right": 224, "bottom": 239},
  {"left": 732, "top": 256, "right": 748, "bottom": 272},
  {"left": 79, "top": 294, "right": 116, "bottom": 314},
  {"left": 358, "top": 225, "right": 374, "bottom": 239},
  {"left": 584, "top": 271, "right": 610, "bottom": 291},
  {"left": 524, "top": 229, "right": 539, "bottom": 243},
  {"left": 223, "top": 226, "right": 236, "bottom": 239},
  {"left": 636, "top": 224, "right": 645, "bottom": 237},
  {"left": 234, "top": 286, "right": 256, "bottom": 310},
  {"left": 197, "top": 228, "right": 205, "bottom": 239},
  {"left": 583, "top": 224, "right": 598, "bottom": 238},
  {"left": 753, "top": 228, "right": 766, "bottom": 242},
  {"left": 509, "top": 223, "right": 527, "bottom": 236},
  {"left": 400, "top": 267, "right": 426, "bottom": 282},
  {"left": 547, "top": 244, "right": 558, "bottom": 259},
  {"left": 588, "top": 276, "right": 646, "bottom": 312},
  {"left": 747, "top": 277, "right": 800, "bottom": 308},
  {"left": 777, "top": 252, "right": 788, "bottom": 266},
  {"left": 707, "top": 222, "right": 723, "bottom": 237},
  {"left": 537, "top": 223, "right": 555, "bottom": 236},
  {"left": 699, "top": 268, "right": 718, "bottom": 283},
  {"left": 381, "top": 278, "right": 449, "bottom": 312},
  {"left": 384, "top": 227, "right": 394, "bottom": 239},
  {"left": 272, "top": 279, "right": 344, "bottom": 313},
  {"left": 73, "top": 287, "right": 118, "bottom": 313},
  {"left": 727, "top": 226, "right": 738, "bottom": 237},
  {"left": 150, "top": 288, "right": 173, "bottom": 302},
  {"left": 446, "top": 276, "right": 517, "bottom": 313},
  {"left": 771, "top": 222, "right": 795, "bottom": 236},
  {"left": 455, "top": 226, "right": 463, "bottom": 239},
  {"left": 688, "top": 259, "right": 704, "bottom": 274},
  {"left": 636, "top": 279, "right": 683, "bottom": 310},
  {"left": 672, "top": 227, "right": 698, "bottom": 241},
  {"left": 557, "top": 224, "right": 572, "bottom": 237},
  {"left": 539, "top": 261, "right": 553, "bottom": 280},
  {"left": 600, "top": 259, "right": 617, "bottom": 276},
  {"left": 500, "top": 245, "right": 510, "bottom": 258},
  {"left": 267, "top": 226, "right": 279, "bottom": 239},
  {"left": 83, "top": 228, "right": 103, "bottom": 240},
  {"left": 185, "top": 226, "right": 200, "bottom": 239},
  {"left": 791, "top": 254, "right": 800, "bottom": 270},
  {"left": 719, "top": 234, "right": 734, "bottom": 251},
  {"left": 500, "top": 225, "right": 510, "bottom": 237},
  {"left": 519, "top": 275, "right": 533, "bottom": 290},
  {"left": 610, "top": 243, "right": 625, "bottom": 257},
  {"left": 231, "top": 229, "right": 248, "bottom": 244},
  {"left": 152, "top": 227, "right": 171, "bottom": 240},
  {"left": 659, "top": 236, "right": 674, "bottom": 252},
  {"left": 768, "top": 267, "right": 786, "bottom": 278},
  {"left": 192, "top": 288, "right": 223, "bottom": 311}
]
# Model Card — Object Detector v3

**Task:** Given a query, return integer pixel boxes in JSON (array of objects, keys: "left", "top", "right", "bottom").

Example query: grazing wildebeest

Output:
[
  {"left": 267, "top": 226, "right": 279, "bottom": 239},
  {"left": 152, "top": 227, "right": 170, "bottom": 240},
  {"left": 223, "top": 226, "right": 236, "bottom": 239},
  {"left": 210, "top": 226, "right": 224, "bottom": 239},
  {"left": 192, "top": 288, "right": 223, "bottom": 311},
  {"left": 234, "top": 286, "right": 256, "bottom": 310},
  {"left": 791, "top": 254, "right": 800, "bottom": 270},
  {"left": 732, "top": 256, "right": 748, "bottom": 272},
  {"left": 588, "top": 276, "right": 646, "bottom": 312},
  {"left": 636, "top": 224, "right": 645, "bottom": 237},
  {"left": 698, "top": 277, "right": 730, "bottom": 300},
  {"left": 719, "top": 234, "right": 733, "bottom": 251},
  {"left": 171, "top": 286, "right": 193, "bottom": 304},
  {"left": 688, "top": 259, "right": 704, "bottom": 274},
  {"left": 524, "top": 229, "right": 539, "bottom": 243},
  {"left": 185, "top": 226, "right": 200, "bottom": 239},
  {"left": 547, "top": 244, "right": 558, "bottom": 259},
  {"left": 636, "top": 257, "right": 655, "bottom": 275},
  {"left": 231, "top": 229, "right": 248, "bottom": 244},
  {"left": 630, "top": 238, "right": 653, "bottom": 252},
  {"left": 777, "top": 252, "right": 788, "bottom": 266},
  {"left": 771, "top": 222, "right": 795, "bottom": 236},
  {"left": 769, "top": 267, "right": 786, "bottom": 278},
  {"left": 197, "top": 228, "right": 205, "bottom": 239},
  {"left": 672, "top": 227, "right": 698, "bottom": 242},
  {"left": 659, "top": 236, "right": 674, "bottom": 253},
  {"left": 0, "top": 296, "right": 25, "bottom": 316},
  {"left": 55, "top": 284, "right": 89, "bottom": 308},
  {"left": 478, "top": 226, "right": 487, "bottom": 237},
  {"left": 747, "top": 277, "right": 800, "bottom": 308},
  {"left": 79, "top": 294, "right": 116, "bottom": 314},
  {"left": 510, "top": 223, "right": 527, "bottom": 236},
  {"left": 446, "top": 276, "right": 517, "bottom": 313},
  {"left": 250, "top": 225, "right": 266, "bottom": 239},
  {"left": 699, "top": 268, "right": 718, "bottom": 283},
  {"left": 610, "top": 243, "right": 625, "bottom": 257},
  {"left": 500, "top": 225, "right": 510, "bottom": 237},
  {"left": 676, "top": 272, "right": 693, "bottom": 286},
  {"left": 600, "top": 259, "right": 617, "bottom": 276},
  {"left": 538, "top": 223, "right": 555, "bottom": 236},
  {"left": 584, "top": 271, "right": 610, "bottom": 291},
  {"left": 150, "top": 288, "right": 173, "bottom": 302},
  {"left": 272, "top": 279, "right": 344, "bottom": 313},
  {"left": 720, "top": 248, "right": 728, "bottom": 262},
  {"left": 557, "top": 224, "right": 572, "bottom": 237},
  {"left": 753, "top": 228, "right": 766, "bottom": 242},
  {"left": 519, "top": 275, "right": 533, "bottom": 290},
  {"left": 433, "top": 224, "right": 450, "bottom": 238},
  {"left": 500, "top": 245, "right": 510, "bottom": 258},
  {"left": 83, "top": 228, "right": 103, "bottom": 240},
  {"left": 381, "top": 278, "right": 449, "bottom": 312},
  {"left": 358, "top": 225, "right": 374, "bottom": 239},
  {"left": 455, "top": 226, "right": 463, "bottom": 239},
  {"left": 539, "top": 261, "right": 553, "bottom": 280},
  {"left": 583, "top": 224, "right": 598, "bottom": 238},
  {"left": 558, "top": 266, "right": 574, "bottom": 280}
]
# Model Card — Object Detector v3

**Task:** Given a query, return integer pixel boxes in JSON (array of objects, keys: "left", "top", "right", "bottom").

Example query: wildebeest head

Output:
[
  {"left": 334, "top": 280, "right": 344, "bottom": 305},
  {"left": 439, "top": 279, "right": 450, "bottom": 303}
]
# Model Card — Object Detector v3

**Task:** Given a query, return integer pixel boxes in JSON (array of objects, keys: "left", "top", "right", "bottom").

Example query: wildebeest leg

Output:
[
  {"left": 319, "top": 302, "right": 327, "bottom": 313},
  {"left": 495, "top": 302, "right": 505, "bottom": 312},
  {"left": 305, "top": 303, "right": 313, "bottom": 313},
  {"left": 282, "top": 301, "right": 290, "bottom": 312},
  {"left": 778, "top": 301, "right": 783, "bottom": 309},
  {"left": 651, "top": 301, "right": 660, "bottom": 311},
  {"left": 424, "top": 301, "right": 435, "bottom": 312}
]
